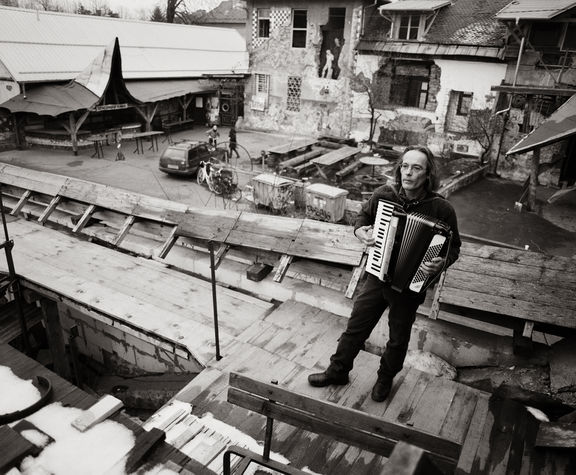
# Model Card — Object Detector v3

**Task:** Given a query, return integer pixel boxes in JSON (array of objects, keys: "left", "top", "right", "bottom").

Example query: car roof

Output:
[{"left": 169, "top": 140, "right": 202, "bottom": 150}]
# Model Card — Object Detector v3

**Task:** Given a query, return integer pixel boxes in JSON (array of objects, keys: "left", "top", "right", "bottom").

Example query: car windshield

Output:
[
  {"left": 162, "top": 148, "right": 186, "bottom": 160},
  {"left": 191, "top": 145, "right": 211, "bottom": 161}
]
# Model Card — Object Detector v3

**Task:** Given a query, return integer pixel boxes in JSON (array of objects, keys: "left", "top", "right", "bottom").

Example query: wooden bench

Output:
[
  {"left": 224, "top": 372, "right": 455, "bottom": 474},
  {"left": 267, "top": 138, "right": 317, "bottom": 158},
  {"left": 310, "top": 145, "right": 359, "bottom": 167},
  {"left": 430, "top": 242, "right": 576, "bottom": 351}
]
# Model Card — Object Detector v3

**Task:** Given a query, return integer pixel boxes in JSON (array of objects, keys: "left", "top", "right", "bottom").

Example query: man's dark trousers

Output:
[{"left": 326, "top": 274, "right": 424, "bottom": 380}]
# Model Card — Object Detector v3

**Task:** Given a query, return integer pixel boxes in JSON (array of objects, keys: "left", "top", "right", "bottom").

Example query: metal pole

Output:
[
  {"left": 0, "top": 185, "right": 29, "bottom": 353},
  {"left": 208, "top": 241, "right": 222, "bottom": 360}
]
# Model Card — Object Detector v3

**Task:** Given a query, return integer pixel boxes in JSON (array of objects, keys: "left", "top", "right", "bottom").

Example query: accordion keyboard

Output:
[{"left": 366, "top": 200, "right": 396, "bottom": 280}]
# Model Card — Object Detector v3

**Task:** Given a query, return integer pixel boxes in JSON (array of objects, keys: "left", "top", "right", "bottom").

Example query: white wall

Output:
[{"left": 434, "top": 59, "right": 507, "bottom": 126}]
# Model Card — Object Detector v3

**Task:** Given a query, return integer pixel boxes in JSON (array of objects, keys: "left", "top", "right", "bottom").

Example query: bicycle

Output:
[{"left": 197, "top": 159, "right": 241, "bottom": 201}]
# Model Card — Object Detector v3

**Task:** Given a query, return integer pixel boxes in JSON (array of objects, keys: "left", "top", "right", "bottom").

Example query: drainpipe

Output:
[{"left": 493, "top": 25, "right": 525, "bottom": 174}]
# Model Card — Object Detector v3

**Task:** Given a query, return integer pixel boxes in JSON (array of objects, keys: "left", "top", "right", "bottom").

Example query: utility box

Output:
[
  {"left": 305, "top": 183, "right": 348, "bottom": 223},
  {"left": 252, "top": 173, "right": 294, "bottom": 211}
]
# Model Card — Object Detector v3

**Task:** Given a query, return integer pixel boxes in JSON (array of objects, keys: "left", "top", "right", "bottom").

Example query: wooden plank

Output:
[
  {"left": 522, "top": 321, "right": 534, "bottom": 338},
  {"left": 455, "top": 394, "right": 490, "bottom": 474},
  {"left": 273, "top": 254, "right": 293, "bottom": 282},
  {"left": 157, "top": 226, "right": 178, "bottom": 259},
  {"left": 71, "top": 394, "right": 124, "bottom": 431},
  {"left": 0, "top": 425, "right": 36, "bottom": 472},
  {"left": 268, "top": 138, "right": 317, "bottom": 155},
  {"left": 310, "top": 146, "right": 359, "bottom": 166},
  {"left": 172, "top": 209, "right": 241, "bottom": 242},
  {"left": 214, "top": 244, "right": 230, "bottom": 270},
  {"left": 439, "top": 387, "right": 480, "bottom": 443},
  {"left": 228, "top": 373, "right": 461, "bottom": 461},
  {"left": 0, "top": 164, "right": 67, "bottom": 196},
  {"left": 381, "top": 441, "right": 443, "bottom": 475},
  {"left": 59, "top": 180, "right": 138, "bottom": 215},
  {"left": 345, "top": 254, "right": 367, "bottom": 298},
  {"left": 72, "top": 204, "right": 96, "bottom": 233},
  {"left": 428, "top": 272, "right": 446, "bottom": 320},
  {"left": 536, "top": 422, "right": 576, "bottom": 448},
  {"left": 38, "top": 195, "right": 62, "bottom": 225},
  {"left": 10, "top": 189, "right": 32, "bottom": 216},
  {"left": 227, "top": 213, "right": 301, "bottom": 254},
  {"left": 279, "top": 149, "right": 324, "bottom": 169},
  {"left": 288, "top": 219, "right": 364, "bottom": 266},
  {"left": 113, "top": 215, "right": 136, "bottom": 247},
  {"left": 438, "top": 287, "right": 575, "bottom": 328}
]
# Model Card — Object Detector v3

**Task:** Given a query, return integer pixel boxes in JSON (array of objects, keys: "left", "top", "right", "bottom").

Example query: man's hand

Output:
[
  {"left": 419, "top": 257, "right": 445, "bottom": 276},
  {"left": 354, "top": 225, "right": 375, "bottom": 246}
]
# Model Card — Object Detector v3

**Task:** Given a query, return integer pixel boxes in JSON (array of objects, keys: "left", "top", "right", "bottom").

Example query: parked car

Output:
[{"left": 158, "top": 140, "right": 212, "bottom": 176}]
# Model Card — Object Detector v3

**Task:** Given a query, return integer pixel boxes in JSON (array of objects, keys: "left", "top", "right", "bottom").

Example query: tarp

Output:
[
  {"left": 507, "top": 94, "right": 576, "bottom": 155},
  {"left": 0, "top": 81, "right": 98, "bottom": 116},
  {"left": 126, "top": 79, "right": 217, "bottom": 103}
]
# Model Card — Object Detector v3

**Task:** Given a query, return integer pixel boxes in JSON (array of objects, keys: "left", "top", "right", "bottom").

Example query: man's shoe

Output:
[
  {"left": 371, "top": 378, "right": 393, "bottom": 402},
  {"left": 308, "top": 372, "right": 349, "bottom": 388}
]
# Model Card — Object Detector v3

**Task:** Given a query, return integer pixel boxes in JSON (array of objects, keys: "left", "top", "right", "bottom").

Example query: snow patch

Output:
[{"left": 0, "top": 365, "right": 41, "bottom": 415}]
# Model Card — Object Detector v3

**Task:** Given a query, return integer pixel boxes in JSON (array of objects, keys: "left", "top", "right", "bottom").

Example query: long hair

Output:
[{"left": 393, "top": 145, "right": 439, "bottom": 192}]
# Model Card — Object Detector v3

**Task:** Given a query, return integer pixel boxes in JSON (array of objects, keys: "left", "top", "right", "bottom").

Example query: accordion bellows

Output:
[{"left": 366, "top": 199, "right": 452, "bottom": 293}]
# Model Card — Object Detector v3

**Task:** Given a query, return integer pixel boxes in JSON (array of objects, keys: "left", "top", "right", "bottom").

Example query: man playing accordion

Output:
[{"left": 308, "top": 146, "right": 462, "bottom": 402}]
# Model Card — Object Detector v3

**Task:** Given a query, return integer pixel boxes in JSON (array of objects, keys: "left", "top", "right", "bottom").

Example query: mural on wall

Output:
[{"left": 318, "top": 8, "right": 346, "bottom": 80}]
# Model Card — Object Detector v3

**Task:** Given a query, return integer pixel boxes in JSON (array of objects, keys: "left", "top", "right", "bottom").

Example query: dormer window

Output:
[{"left": 379, "top": 0, "right": 450, "bottom": 42}]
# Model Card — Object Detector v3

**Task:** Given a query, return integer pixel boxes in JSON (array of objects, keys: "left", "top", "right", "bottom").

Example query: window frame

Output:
[
  {"left": 396, "top": 14, "right": 422, "bottom": 40},
  {"left": 456, "top": 92, "right": 473, "bottom": 116},
  {"left": 257, "top": 8, "right": 270, "bottom": 38},
  {"left": 292, "top": 9, "right": 308, "bottom": 48}
]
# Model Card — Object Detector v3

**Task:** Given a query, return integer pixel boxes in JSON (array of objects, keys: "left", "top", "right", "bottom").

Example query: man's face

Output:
[{"left": 400, "top": 150, "right": 428, "bottom": 192}]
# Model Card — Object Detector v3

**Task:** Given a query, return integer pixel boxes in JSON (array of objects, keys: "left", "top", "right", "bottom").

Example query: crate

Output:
[
  {"left": 305, "top": 183, "right": 349, "bottom": 222},
  {"left": 252, "top": 174, "right": 294, "bottom": 210}
]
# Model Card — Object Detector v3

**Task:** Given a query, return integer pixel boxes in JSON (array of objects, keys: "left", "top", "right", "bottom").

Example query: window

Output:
[
  {"left": 292, "top": 10, "right": 307, "bottom": 48},
  {"left": 328, "top": 7, "right": 346, "bottom": 29},
  {"left": 254, "top": 73, "right": 270, "bottom": 95},
  {"left": 529, "top": 23, "right": 562, "bottom": 48},
  {"left": 287, "top": 76, "right": 302, "bottom": 112},
  {"left": 252, "top": 73, "right": 270, "bottom": 111},
  {"left": 257, "top": 9, "right": 270, "bottom": 38},
  {"left": 457, "top": 92, "right": 473, "bottom": 116},
  {"left": 390, "top": 76, "right": 429, "bottom": 108},
  {"left": 562, "top": 23, "right": 576, "bottom": 51},
  {"left": 398, "top": 14, "right": 421, "bottom": 40}
]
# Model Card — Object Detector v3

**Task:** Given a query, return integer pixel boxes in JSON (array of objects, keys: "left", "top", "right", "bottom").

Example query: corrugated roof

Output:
[
  {"left": 496, "top": 0, "right": 576, "bottom": 20},
  {"left": 126, "top": 79, "right": 217, "bottom": 102},
  {"left": 507, "top": 94, "right": 576, "bottom": 155},
  {"left": 0, "top": 6, "right": 248, "bottom": 83},
  {"left": 379, "top": 0, "right": 451, "bottom": 12}
]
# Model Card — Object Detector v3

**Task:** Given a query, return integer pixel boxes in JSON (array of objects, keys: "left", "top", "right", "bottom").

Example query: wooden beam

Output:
[
  {"left": 535, "top": 422, "right": 576, "bottom": 449},
  {"left": 428, "top": 272, "right": 447, "bottom": 320},
  {"left": 71, "top": 394, "right": 123, "bottom": 432},
  {"left": 214, "top": 244, "right": 230, "bottom": 270},
  {"left": 40, "top": 298, "right": 70, "bottom": 379},
  {"left": 522, "top": 320, "right": 534, "bottom": 338},
  {"left": 72, "top": 204, "right": 96, "bottom": 233},
  {"left": 38, "top": 195, "right": 62, "bottom": 225},
  {"left": 157, "top": 226, "right": 179, "bottom": 259},
  {"left": 113, "top": 215, "right": 136, "bottom": 247},
  {"left": 10, "top": 190, "right": 32, "bottom": 216},
  {"left": 273, "top": 254, "right": 293, "bottom": 283},
  {"left": 228, "top": 373, "right": 460, "bottom": 462},
  {"left": 345, "top": 254, "right": 367, "bottom": 298}
]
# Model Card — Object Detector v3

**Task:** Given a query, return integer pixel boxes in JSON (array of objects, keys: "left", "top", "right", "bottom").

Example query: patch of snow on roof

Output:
[
  {"left": 20, "top": 401, "right": 135, "bottom": 475},
  {"left": 0, "top": 365, "right": 40, "bottom": 415}
]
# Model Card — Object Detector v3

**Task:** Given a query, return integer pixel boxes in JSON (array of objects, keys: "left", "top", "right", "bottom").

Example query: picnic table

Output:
[
  {"left": 311, "top": 145, "right": 359, "bottom": 167},
  {"left": 123, "top": 131, "right": 164, "bottom": 154},
  {"left": 267, "top": 138, "right": 318, "bottom": 158}
]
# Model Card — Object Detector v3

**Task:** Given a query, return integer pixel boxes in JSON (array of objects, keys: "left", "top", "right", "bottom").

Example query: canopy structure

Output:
[
  {"left": 507, "top": 94, "right": 576, "bottom": 155},
  {"left": 496, "top": 0, "right": 576, "bottom": 20}
]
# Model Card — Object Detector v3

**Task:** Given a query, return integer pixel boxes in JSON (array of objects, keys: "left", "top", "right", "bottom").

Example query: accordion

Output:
[{"left": 365, "top": 199, "right": 452, "bottom": 293}]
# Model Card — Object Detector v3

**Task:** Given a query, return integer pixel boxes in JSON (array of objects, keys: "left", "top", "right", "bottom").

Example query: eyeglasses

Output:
[{"left": 400, "top": 163, "right": 426, "bottom": 173}]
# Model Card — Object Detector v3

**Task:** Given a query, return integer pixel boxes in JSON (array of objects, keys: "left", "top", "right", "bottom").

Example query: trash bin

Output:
[{"left": 305, "top": 183, "right": 348, "bottom": 222}]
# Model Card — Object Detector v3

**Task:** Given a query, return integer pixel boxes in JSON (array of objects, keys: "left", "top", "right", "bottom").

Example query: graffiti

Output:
[{"left": 306, "top": 205, "right": 331, "bottom": 222}]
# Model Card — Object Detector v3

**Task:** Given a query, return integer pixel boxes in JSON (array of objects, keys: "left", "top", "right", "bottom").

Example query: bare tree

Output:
[
  {"left": 166, "top": 0, "right": 185, "bottom": 23},
  {"left": 350, "top": 71, "right": 383, "bottom": 146}
]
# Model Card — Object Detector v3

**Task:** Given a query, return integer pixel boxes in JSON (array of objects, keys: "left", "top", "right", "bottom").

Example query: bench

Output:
[
  {"left": 310, "top": 145, "right": 359, "bottom": 167},
  {"left": 267, "top": 138, "right": 318, "bottom": 157},
  {"left": 429, "top": 242, "right": 576, "bottom": 352},
  {"left": 161, "top": 117, "right": 194, "bottom": 138},
  {"left": 224, "top": 372, "right": 454, "bottom": 474}
]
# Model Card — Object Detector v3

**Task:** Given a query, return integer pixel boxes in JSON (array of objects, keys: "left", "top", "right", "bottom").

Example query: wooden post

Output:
[
  {"left": 40, "top": 299, "right": 70, "bottom": 379},
  {"left": 527, "top": 148, "right": 540, "bottom": 211}
]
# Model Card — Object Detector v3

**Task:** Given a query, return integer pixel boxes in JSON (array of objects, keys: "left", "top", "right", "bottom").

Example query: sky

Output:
[{"left": 106, "top": 0, "right": 222, "bottom": 18}]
